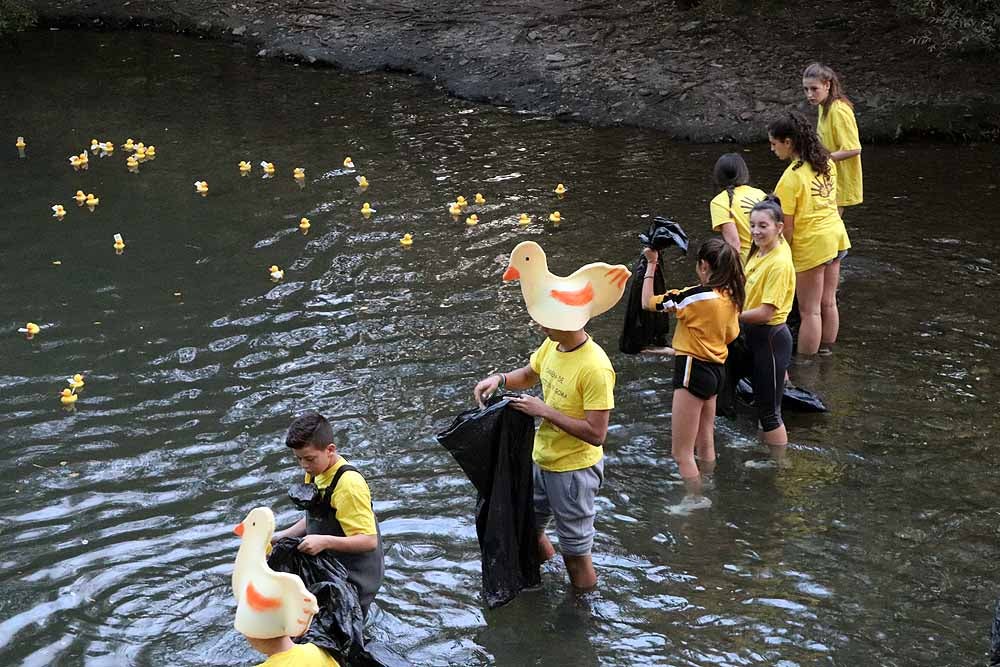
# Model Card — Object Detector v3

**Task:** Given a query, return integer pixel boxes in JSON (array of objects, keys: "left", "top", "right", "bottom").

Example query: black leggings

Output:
[{"left": 745, "top": 323, "right": 793, "bottom": 432}]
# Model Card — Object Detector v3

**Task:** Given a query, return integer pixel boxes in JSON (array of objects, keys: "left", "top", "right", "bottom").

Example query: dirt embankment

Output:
[{"left": 20, "top": 0, "right": 1000, "bottom": 142}]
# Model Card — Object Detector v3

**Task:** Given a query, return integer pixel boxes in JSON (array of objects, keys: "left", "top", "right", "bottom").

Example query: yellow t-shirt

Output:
[
  {"left": 817, "top": 99, "right": 863, "bottom": 207},
  {"left": 648, "top": 286, "right": 740, "bottom": 364},
  {"left": 744, "top": 240, "right": 796, "bottom": 325},
  {"left": 529, "top": 337, "right": 615, "bottom": 472},
  {"left": 256, "top": 643, "right": 340, "bottom": 667},
  {"left": 773, "top": 159, "right": 852, "bottom": 272},
  {"left": 305, "top": 456, "right": 377, "bottom": 536},
  {"left": 709, "top": 185, "right": 767, "bottom": 263}
]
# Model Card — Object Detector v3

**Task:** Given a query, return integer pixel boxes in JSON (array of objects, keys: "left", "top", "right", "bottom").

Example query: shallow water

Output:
[{"left": 2, "top": 30, "right": 999, "bottom": 667}]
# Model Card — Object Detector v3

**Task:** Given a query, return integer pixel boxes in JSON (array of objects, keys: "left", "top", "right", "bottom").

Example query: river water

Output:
[{"left": 2, "top": 30, "right": 999, "bottom": 667}]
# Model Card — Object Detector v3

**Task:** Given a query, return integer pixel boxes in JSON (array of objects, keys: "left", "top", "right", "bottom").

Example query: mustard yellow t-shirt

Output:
[
  {"left": 648, "top": 285, "right": 740, "bottom": 364},
  {"left": 529, "top": 337, "right": 615, "bottom": 472},
  {"left": 817, "top": 99, "right": 863, "bottom": 207},
  {"left": 256, "top": 643, "right": 339, "bottom": 667},
  {"left": 744, "top": 240, "right": 796, "bottom": 325},
  {"left": 709, "top": 185, "right": 767, "bottom": 263},
  {"left": 773, "top": 159, "right": 852, "bottom": 272},
  {"left": 305, "top": 456, "right": 377, "bottom": 537}
]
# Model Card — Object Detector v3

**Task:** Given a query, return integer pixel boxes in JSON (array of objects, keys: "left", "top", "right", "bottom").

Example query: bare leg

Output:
[
  {"left": 537, "top": 531, "right": 556, "bottom": 562},
  {"left": 694, "top": 394, "right": 718, "bottom": 469},
  {"left": 563, "top": 554, "right": 597, "bottom": 590},
  {"left": 795, "top": 265, "right": 825, "bottom": 355},
  {"left": 820, "top": 259, "right": 841, "bottom": 347},
  {"left": 672, "top": 388, "right": 706, "bottom": 496}
]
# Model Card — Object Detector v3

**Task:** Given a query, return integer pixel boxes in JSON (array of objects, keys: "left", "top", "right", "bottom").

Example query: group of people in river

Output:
[{"left": 236, "top": 62, "right": 862, "bottom": 666}]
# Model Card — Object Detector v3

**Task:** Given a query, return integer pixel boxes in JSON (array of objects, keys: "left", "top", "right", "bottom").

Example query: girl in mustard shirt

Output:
[
  {"left": 802, "top": 63, "right": 863, "bottom": 217},
  {"left": 709, "top": 153, "right": 767, "bottom": 262},
  {"left": 769, "top": 110, "right": 851, "bottom": 356},
  {"left": 641, "top": 238, "right": 742, "bottom": 503}
]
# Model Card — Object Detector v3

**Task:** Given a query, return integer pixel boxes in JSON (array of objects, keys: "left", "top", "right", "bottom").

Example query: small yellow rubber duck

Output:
[
  {"left": 90, "top": 139, "right": 100, "bottom": 153},
  {"left": 52, "top": 205, "right": 66, "bottom": 219},
  {"left": 299, "top": 217, "right": 311, "bottom": 230},
  {"left": 239, "top": 160, "right": 252, "bottom": 175},
  {"left": 448, "top": 202, "right": 462, "bottom": 216},
  {"left": 15, "top": 136, "right": 26, "bottom": 149},
  {"left": 69, "top": 155, "right": 84, "bottom": 168},
  {"left": 67, "top": 373, "right": 85, "bottom": 390},
  {"left": 124, "top": 138, "right": 135, "bottom": 151},
  {"left": 400, "top": 233, "right": 413, "bottom": 247},
  {"left": 113, "top": 233, "right": 125, "bottom": 251},
  {"left": 260, "top": 161, "right": 275, "bottom": 177},
  {"left": 98, "top": 141, "right": 114, "bottom": 155},
  {"left": 554, "top": 183, "right": 567, "bottom": 195},
  {"left": 18, "top": 322, "right": 41, "bottom": 338},
  {"left": 361, "top": 202, "right": 375, "bottom": 216},
  {"left": 343, "top": 157, "right": 355, "bottom": 169},
  {"left": 549, "top": 211, "right": 563, "bottom": 223},
  {"left": 85, "top": 193, "right": 100, "bottom": 209},
  {"left": 356, "top": 175, "right": 369, "bottom": 188},
  {"left": 126, "top": 155, "right": 139, "bottom": 170},
  {"left": 79, "top": 152, "right": 89, "bottom": 165},
  {"left": 293, "top": 167, "right": 305, "bottom": 181},
  {"left": 194, "top": 181, "right": 208, "bottom": 195},
  {"left": 60, "top": 388, "right": 78, "bottom": 405},
  {"left": 135, "top": 145, "right": 147, "bottom": 159},
  {"left": 475, "top": 193, "right": 486, "bottom": 205},
  {"left": 145, "top": 145, "right": 156, "bottom": 158},
  {"left": 74, "top": 190, "right": 87, "bottom": 205},
  {"left": 456, "top": 196, "right": 468, "bottom": 208},
  {"left": 519, "top": 213, "right": 531, "bottom": 225},
  {"left": 269, "top": 265, "right": 284, "bottom": 281},
  {"left": 466, "top": 214, "right": 479, "bottom": 226}
]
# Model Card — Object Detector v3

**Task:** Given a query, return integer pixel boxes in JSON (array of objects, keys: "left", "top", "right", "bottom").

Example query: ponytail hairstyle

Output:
[
  {"left": 713, "top": 153, "right": 751, "bottom": 210},
  {"left": 802, "top": 62, "right": 852, "bottom": 114},
  {"left": 697, "top": 237, "right": 745, "bottom": 311},
  {"left": 768, "top": 110, "right": 831, "bottom": 177},
  {"left": 746, "top": 195, "right": 785, "bottom": 260}
]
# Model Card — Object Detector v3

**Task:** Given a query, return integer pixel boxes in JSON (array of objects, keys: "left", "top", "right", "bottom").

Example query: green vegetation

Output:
[
  {"left": 0, "top": 0, "right": 36, "bottom": 36},
  {"left": 897, "top": 0, "right": 1000, "bottom": 53}
]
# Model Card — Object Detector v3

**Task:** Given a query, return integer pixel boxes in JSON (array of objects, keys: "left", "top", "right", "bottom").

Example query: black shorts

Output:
[{"left": 673, "top": 355, "right": 725, "bottom": 400}]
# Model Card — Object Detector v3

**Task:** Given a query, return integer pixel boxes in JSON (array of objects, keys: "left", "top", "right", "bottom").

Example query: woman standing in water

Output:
[
  {"left": 802, "top": 62, "right": 863, "bottom": 217},
  {"left": 709, "top": 153, "right": 767, "bottom": 263},
  {"left": 769, "top": 110, "right": 850, "bottom": 356}
]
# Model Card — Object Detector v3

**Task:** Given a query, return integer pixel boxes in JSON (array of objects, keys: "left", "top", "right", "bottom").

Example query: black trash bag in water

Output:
[
  {"left": 619, "top": 254, "right": 671, "bottom": 354},
  {"left": 267, "top": 538, "right": 411, "bottom": 667},
  {"left": 436, "top": 394, "right": 540, "bottom": 608},
  {"left": 720, "top": 333, "right": 828, "bottom": 416}
]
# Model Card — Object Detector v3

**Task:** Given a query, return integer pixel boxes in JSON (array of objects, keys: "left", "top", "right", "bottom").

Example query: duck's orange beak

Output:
[
  {"left": 233, "top": 523, "right": 244, "bottom": 537},
  {"left": 503, "top": 266, "right": 520, "bottom": 281}
]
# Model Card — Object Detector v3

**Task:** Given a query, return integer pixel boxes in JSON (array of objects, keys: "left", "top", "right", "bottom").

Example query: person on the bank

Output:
[
  {"left": 739, "top": 197, "right": 796, "bottom": 451},
  {"left": 272, "top": 412, "right": 384, "bottom": 616},
  {"left": 642, "top": 238, "right": 742, "bottom": 500},
  {"left": 802, "top": 62, "right": 863, "bottom": 217},
  {"left": 709, "top": 153, "right": 767, "bottom": 263},
  {"left": 473, "top": 242, "right": 625, "bottom": 590},
  {"left": 768, "top": 110, "right": 851, "bottom": 356}
]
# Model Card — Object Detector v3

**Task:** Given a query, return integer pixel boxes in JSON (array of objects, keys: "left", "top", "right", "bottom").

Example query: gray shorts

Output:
[{"left": 533, "top": 460, "right": 604, "bottom": 557}]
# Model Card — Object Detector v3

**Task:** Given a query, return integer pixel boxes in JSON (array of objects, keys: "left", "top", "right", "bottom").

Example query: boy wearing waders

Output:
[
  {"left": 473, "top": 241, "right": 628, "bottom": 590},
  {"left": 272, "top": 412, "right": 384, "bottom": 616}
]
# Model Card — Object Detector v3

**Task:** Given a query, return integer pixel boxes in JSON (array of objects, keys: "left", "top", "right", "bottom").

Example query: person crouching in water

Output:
[
  {"left": 642, "top": 238, "right": 742, "bottom": 504},
  {"left": 739, "top": 197, "right": 796, "bottom": 458},
  {"left": 272, "top": 412, "right": 384, "bottom": 617}
]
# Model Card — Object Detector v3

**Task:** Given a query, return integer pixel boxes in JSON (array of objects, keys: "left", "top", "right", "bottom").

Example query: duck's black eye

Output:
[{"left": 525, "top": 256, "right": 530, "bottom": 261}]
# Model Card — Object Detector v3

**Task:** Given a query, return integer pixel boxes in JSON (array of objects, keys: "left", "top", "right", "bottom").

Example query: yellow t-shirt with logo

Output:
[
  {"left": 709, "top": 185, "right": 767, "bottom": 263},
  {"left": 744, "top": 240, "right": 796, "bottom": 325},
  {"left": 305, "top": 456, "right": 377, "bottom": 536},
  {"left": 773, "top": 159, "right": 851, "bottom": 272},
  {"left": 529, "top": 337, "right": 615, "bottom": 472},
  {"left": 817, "top": 99, "right": 863, "bottom": 207},
  {"left": 256, "top": 643, "right": 340, "bottom": 667}
]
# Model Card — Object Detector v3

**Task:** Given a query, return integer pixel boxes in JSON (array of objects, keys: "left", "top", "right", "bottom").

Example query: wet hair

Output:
[
  {"left": 802, "top": 62, "right": 852, "bottom": 113},
  {"left": 697, "top": 237, "right": 745, "bottom": 311},
  {"left": 713, "top": 153, "right": 751, "bottom": 210},
  {"left": 768, "top": 110, "right": 831, "bottom": 177},
  {"left": 285, "top": 411, "right": 335, "bottom": 450},
  {"left": 746, "top": 195, "right": 785, "bottom": 260}
]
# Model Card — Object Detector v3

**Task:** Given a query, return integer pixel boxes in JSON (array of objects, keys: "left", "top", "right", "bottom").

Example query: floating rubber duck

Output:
[
  {"left": 475, "top": 193, "right": 486, "bottom": 205},
  {"left": 269, "top": 265, "right": 284, "bottom": 281},
  {"left": 502, "top": 240, "right": 631, "bottom": 330},
  {"left": 400, "top": 233, "right": 413, "bottom": 247},
  {"left": 554, "top": 183, "right": 567, "bottom": 195},
  {"left": 90, "top": 139, "right": 100, "bottom": 153},
  {"left": 60, "top": 388, "right": 78, "bottom": 406},
  {"left": 194, "top": 181, "right": 209, "bottom": 195},
  {"left": 113, "top": 233, "right": 125, "bottom": 251},
  {"left": 456, "top": 195, "right": 468, "bottom": 208},
  {"left": 343, "top": 157, "right": 355, "bottom": 169},
  {"left": 15, "top": 136, "right": 26, "bottom": 149},
  {"left": 78, "top": 151, "right": 89, "bottom": 165},
  {"left": 52, "top": 205, "right": 66, "bottom": 220},
  {"left": 361, "top": 202, "right": 375, "bottom": 216},
  {"left": 69, "top": 155, "right": 84, "bottom": 169},
  {"left": 18, "top": 322, "right": 40, "bottom": 338},
  {"left": 293, "top": 167, "right": 305, "bottom": 181},
  {"left": 98, "top": 141, "right": 114, "bottom": 156},
  {"left": 145, "top": 145, "right": 156, "bottom": 158},
  {"left": 67, "top": 374, "right": 85, "bottom": 390},
  {"left": 134, "top": 144, "right": 147, "bottom": 159},
  {"left": 232, "top": 507, "right": 319, "bottom": 641},
  {"left": 549, "top": 211, "right": 563, "bottom": 223},
  {"left": 448, "top": 202, "right": 462, "bottom": 216},
  {"left": 356, "top": 175, "right": 369, "bottom": 188},
  {"left": 85, "top": 194, "right": 100, "bottom": 210},
  {"left": 466, "top": 214, "right": 479, "bottom": 226},
  {"left": 260, "top": 161, "right": 275, "bottom": 177},
  {"left": 239, "top": 160, "right": 252, "bottom": 175},
  {"left": 126, "top": 155, "right": 139, "bottom": 171},
  {"left": 124, "top": 138, "right": 135, "bottom": 151},
  {"left": 299, "top": 217, "right": 310, "bottom": 231},
  {"left": 74, "top": 190, "right": 86, "bottom": 205},
  {"left": 519, "top": 213, "right": 531, "bottom": 225}
]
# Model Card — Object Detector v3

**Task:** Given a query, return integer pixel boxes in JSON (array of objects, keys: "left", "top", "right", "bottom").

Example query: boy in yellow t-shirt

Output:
[{"left": 246, "top": 638, "right": 339, "bottom": 667}]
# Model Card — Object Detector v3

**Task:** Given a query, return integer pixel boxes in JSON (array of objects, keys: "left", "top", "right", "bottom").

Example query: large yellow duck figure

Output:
[
  {"left": 502, "top": 241, "right": 631, "bottom": 330},
  {"left": 232, "top": 507, "right": 319, "bottom": 641}
]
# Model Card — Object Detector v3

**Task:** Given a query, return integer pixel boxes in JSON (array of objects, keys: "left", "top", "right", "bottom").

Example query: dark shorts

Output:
[{"left": 673, "top": 355, "right": 725, "bottom": 400}]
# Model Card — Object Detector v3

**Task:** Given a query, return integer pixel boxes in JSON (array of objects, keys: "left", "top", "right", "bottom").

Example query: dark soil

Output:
[{"left": 19, "top": 0, "right": 1000, "bottom": 141}]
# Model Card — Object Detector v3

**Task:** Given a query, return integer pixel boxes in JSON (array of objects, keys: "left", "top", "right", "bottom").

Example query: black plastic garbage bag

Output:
[
  {"left": 619, "top": 255, "right": 671, "bottom": 354},
  {"left": 268, "top": 538, "right": 410, "bottom": 667},
  {"left": 436, "top": 395, "right": 540, "bottom": 608},
  {"left": 720, "top": 333, "right": 828, "bottom": 417},
  {"left": 639, "top": 216, "right": 689, "bottom": 254}
]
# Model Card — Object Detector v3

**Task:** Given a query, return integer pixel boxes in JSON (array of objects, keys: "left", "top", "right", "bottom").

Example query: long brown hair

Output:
[
  {"left": 768, "top": 110, "right": 831, "bottom": 177},
  {"left": 698, "top": 237, "right": 745, "bottom": 311},
  {"left": 802, "top": 62, "right": 853, "bottom": 115}
]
